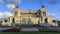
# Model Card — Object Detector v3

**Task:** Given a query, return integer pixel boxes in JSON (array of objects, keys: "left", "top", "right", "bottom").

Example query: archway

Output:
[{"left": 45, "top": 18, "right": 48, "bottom": 23}]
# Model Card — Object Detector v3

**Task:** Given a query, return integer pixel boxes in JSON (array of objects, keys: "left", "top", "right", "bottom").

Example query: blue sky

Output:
[{"left": 0, "top": 0, "right": 60, "bottom": 20}]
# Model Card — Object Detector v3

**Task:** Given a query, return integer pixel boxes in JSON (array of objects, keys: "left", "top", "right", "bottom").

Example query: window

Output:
[{"left": 43, "top": 12, "right": 46, "bottom": 16}]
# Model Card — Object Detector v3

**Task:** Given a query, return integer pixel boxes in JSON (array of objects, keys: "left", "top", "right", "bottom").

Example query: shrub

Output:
[{"left": 1, "top": 28, "right": 20, "bottom": 32}]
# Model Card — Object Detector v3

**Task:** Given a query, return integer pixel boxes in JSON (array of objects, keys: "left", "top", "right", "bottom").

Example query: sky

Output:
[{"left": 0, "top": 0, "right": 60, "bottom": 20}]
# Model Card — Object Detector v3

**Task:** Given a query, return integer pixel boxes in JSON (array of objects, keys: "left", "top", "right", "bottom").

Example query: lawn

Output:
[{"left": 0, "top": 32, "right": 60, "bottom": 34}]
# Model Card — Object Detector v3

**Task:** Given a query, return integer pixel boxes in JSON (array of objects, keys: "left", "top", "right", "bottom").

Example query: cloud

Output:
[
  {"left": 0, "top": 12, "right": 3, "bottom": 19},
  {"left": 49, "top": 0, "right": 58, "bottom": 4},
  {"left": 0, "top": 0, "right": 4, "bottom": 3},
  {"left": 48, "top": 13, "right": 56, "bottom": 17},
  {"left": 7, "top": 0, "right": 21, "bottom": 9},
  {"left": 0, "top": 12, "right": 12, "bottom": 20},
  {"left": 58, "top": 8, "right": 60, "bottom": 11},
  {"left": 48, "top": 13, "right": 60, "bottom": 20},
  {"left": 7, "top": 4, "right": 15, "bottom": 9},
  {"left": 7, "top": 0, "right": 21, "bottom": 3},
  {"left": 53, "top": 16, "right": 60, "bottom": 21},
  {"left": 3, "top": 12, "right": 12, "bottom": 18}
]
